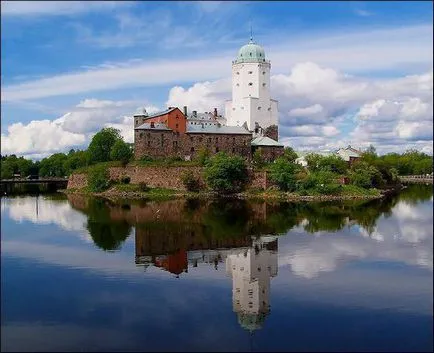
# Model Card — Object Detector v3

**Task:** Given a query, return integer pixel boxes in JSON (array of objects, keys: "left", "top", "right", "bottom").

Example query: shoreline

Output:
[{"left": 61, "top": 185, "right": 402, "bottom": 203}]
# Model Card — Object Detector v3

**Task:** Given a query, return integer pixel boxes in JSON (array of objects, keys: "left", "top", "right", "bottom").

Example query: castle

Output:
[{"left": 133, "top": 37, "right": 284, "bottom": 162}]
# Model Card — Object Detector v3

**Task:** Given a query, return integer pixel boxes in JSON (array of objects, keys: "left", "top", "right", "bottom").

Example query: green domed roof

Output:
[{"left": 235, "top": 39, "right": 267, "bottom": 63}]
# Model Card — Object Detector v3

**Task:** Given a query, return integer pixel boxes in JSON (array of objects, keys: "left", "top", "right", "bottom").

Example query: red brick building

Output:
[{"left": 133, "top": 106, "right": 283, "bottom": 162}]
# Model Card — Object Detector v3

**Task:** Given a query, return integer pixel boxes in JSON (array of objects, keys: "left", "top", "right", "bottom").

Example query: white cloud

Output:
[
  {"left": 166, "top": 78, "right": 231, "bottom": 114},
  {"left": 1, "top": 1, "right": 132, "bottom": 16},
  {"left": 1, "top": 119, "right": 86, "bottom": 158},
  {"left": 2, "top": 24, "right": 432, "bottom": 102},
  {"left": 1, "top": 98, "right": 158, "bottom": 158}
]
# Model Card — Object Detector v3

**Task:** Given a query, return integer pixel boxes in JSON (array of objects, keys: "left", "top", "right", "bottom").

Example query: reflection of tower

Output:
[{"left": 226, "top": 236, "right": 278, "bottom": 332}]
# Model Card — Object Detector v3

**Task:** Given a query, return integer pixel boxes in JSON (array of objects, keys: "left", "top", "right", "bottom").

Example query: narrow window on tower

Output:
[
  {"left": 262, "top": 71, "right": 265, "bottom": 75},
  {"left": 258, "top": 107, "right": 261, "bottom": 110},
  {"left": 248, "top": 82, "right": 253, "bottom": 86},
  {"left": 263, "top": 83, "right": 266, "bottom": 87},
  {"left": 248, "top": 71, "right": 253, "bottom": 74}
]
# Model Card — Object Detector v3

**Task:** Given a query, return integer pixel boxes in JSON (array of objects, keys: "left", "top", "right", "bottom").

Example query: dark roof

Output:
[
  {"left": 133, "top": 107, "right": 179, "bottom": 119},
  {"left": 135, "top": 122, "right": 172, "bottom": 131}
]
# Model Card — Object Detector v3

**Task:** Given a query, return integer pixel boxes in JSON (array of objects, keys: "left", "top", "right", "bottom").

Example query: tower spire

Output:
[{"left": 249, "top": 20, "right": 253, "bottom": 43}]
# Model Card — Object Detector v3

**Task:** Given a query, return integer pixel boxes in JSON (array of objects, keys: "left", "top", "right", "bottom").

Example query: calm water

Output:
[{"left": 1, "top": 185, "right": 433, "bottom": 352}]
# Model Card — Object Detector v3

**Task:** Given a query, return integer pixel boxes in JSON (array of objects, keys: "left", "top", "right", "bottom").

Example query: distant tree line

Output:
[{"left": 0, "top": 128, "right": 133, "bottom": 179}]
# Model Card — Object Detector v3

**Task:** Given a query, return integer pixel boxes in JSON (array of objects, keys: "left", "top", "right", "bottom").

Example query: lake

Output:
[{"left": 1, "top": 185, "right": 433, "bottom": 352}]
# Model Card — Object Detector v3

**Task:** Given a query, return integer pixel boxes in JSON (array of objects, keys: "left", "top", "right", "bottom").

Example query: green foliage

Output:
[
  {"left": 181, "top": 170, "right": 201, "bottom": 192},
  {"left": 349, "top": 161, "right": 384, "bottom": 189},
  {"left": 39, "top": 153, "right": 68, "bottom": 177},
  {"left": 196, "top": 147, "right": 211, "bottom": 166},
  {"left": 305, "top": 153, "right": 323, "bottom": 172},
  {"left": 252, "top": 148, "right": 265, "bottom": 169},
  {"left": 300, "top": 170, "right": 342, "bottom": 195},
  {"left": 0, "top": 161, "right": 14, "bottom": 179},
  {"left": 268, "top": 157, "right": 298, "bottom": 192},
  {"left": 88, "top": 165, "right": 110, "bottom": 192},
  {"left": 305, "top": 153, "right": 348, "bottom": 174},
  {"left": 63, "top": 150, "right": 89, "bottom": 175},
  {"left": 110, "top": 139, "right": 133, "bottom": 166},
  {"left": 317, "top": 155, "right": 348, "bottom": 174},
  {"left": 88, "top": 127, "right": 121, "bottom": 163},
  {"left": 282, "top": 146, "right": 298, "bottom": 163},
  {"left": 204, "top": 152, "right": 248, "bottom": 194}
]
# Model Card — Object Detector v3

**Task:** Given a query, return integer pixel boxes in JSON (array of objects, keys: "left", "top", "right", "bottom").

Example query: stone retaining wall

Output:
[{"left": 67, "top": 166, "right": 270, "bottom": 191}]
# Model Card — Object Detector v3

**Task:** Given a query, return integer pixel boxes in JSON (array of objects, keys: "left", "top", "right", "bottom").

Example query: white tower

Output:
[
  {"left": 225, "top": 36, "right": 279, "bottom": 140},
  {"left": 225, "top": 236, "right": 278, "bottom": 331}
]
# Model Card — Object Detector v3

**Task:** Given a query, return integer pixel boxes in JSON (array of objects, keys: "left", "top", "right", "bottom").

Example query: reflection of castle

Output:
[
  {"left": 135, "top": 229, "right": 278, "bottom": 331},
  {"left": 226, "top": 236, "right": 278, "bottom": 332}
]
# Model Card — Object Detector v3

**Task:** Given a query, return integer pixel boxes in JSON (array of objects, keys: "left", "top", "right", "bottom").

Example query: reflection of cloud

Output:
[
  {"left": 1, "top": 196, "right": 92, "bottom": 243},
  {"left": 279, "top": 198, "right": 433, "bottom": 278}
]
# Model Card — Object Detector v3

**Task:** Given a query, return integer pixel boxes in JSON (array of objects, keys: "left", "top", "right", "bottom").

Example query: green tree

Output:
[
  {"left": 63, "top": 150, "right": 89, "bottom": 174},
  {"left": 282, "top": 146, "right": 298, "bottom": 163},
  {"left": 317, "top": 155, "right": 348, "bottom": 174},
  {"left": 0, "top": 160, "right": 14, "bottom": 179},
  {"left": 39, "top": 153, "right": 68, "bottom": 177},
  {"left": 88, "top": 128, "right": 121, "bottom": 163},
  {"left": 268, "top": 157, "right": 298, "bottom": 192},
  {"left": 305, "top": 153, "right": 322, "bottom": 172},
  {"left": 300, "top": 170, "right": 341, "bottom": 195},
  {"left": 88, "top": 165, "right": 111, "bottom": 192},
  {"left": 110, "top": 139, "right": 133, "bottom": 166},
  {"left": 204, "top": 152, "right": 248, "bottom": 194},
  {"left": 181, "top": 170, "right": 201, "bottom": 192}
]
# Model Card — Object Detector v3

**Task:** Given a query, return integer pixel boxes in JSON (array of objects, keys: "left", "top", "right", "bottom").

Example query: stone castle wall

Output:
[
  {"left": 134, "top": 129, "right": 252, "bottom": 161},
  {"left": 67, "top": 166, "right": 271, "bottom": 191}
]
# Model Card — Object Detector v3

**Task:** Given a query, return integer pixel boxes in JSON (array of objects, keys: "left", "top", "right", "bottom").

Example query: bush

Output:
[
  {"left": 268, "top": 157, "right": 298, "bottom": 192},
  {"left": 110, "top": 139, "right": 133, "bottom": 166},
  {"left": 204, "top": 152, "right": 248, "bottom": 194},
  {"left": 120, "top": 176, "right": 131, "bottom": 184},
  {"left": 138, "top": 182, "right": 149, "bottom": 192},
  {"left": 181, "top": 170, "right": 201, "bottom": 192},
  {"left": 88, "top": 166, "right": 110, "bottom": 192},
  {"left": 300, "top": 171, "right": 342, "bottom": 195},
  {"left": 349, "top": 162, "right": 385, "bottom": 189}
]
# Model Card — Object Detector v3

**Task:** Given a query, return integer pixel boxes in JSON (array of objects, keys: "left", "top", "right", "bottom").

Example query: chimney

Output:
[
  {"left": 193, "top": 110, "right": 197, "bottom": 117},
  {"left": 150, "top": 122, "right": 155, "bottom": 128},
  {"left": 183, "top": 106, "right": 188, "bottom": 117},
  {"left": 214, "top": 108, "right": 218, "bottom": 117}
]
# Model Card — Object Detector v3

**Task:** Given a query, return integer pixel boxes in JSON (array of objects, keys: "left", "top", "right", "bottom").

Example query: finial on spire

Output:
[{"left": 249, "top": 20, "right": 253, "bottom": 43}]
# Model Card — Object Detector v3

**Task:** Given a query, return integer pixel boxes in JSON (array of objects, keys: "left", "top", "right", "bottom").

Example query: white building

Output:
[
  {"left": 225, "top": 236, "right": 278, "bottom": 331},
  {"left": 225, "top": 37, "right": 279, "bottom": 138}
]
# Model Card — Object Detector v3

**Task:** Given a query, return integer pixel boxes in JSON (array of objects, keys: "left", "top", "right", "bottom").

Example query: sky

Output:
[{"left": 1, "top": 1, "right": 433, "bottom": 159}]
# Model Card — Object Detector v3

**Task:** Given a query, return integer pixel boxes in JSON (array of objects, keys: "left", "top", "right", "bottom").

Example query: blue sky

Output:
[{"left": 1, "top": 1, "right": 433, "bottom": 158}]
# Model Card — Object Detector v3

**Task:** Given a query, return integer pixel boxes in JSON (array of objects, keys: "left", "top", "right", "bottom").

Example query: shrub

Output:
[
  {"left": 300, "top": 171, "right": 342, "bottom": 195},
  {"left": 204, "top": 152, "right": 248, "bottom": 194},
  {"left": 349, "top": 162, "right": 385, "bottom": 189},
  {"left": 268, "top": 157, "right": 298, "bottom": 192},
  {"left": 88, "top": 165, "right": 110, "bottom": 192},
  {"left": 181, "top": 170, "right": 201, "bottom": 192},
  {"left": 138, "top": 182, "right": 149, "bottom": 192},
  {"left": 120, "top": 176, "right": 131, "bottom": 184}
]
